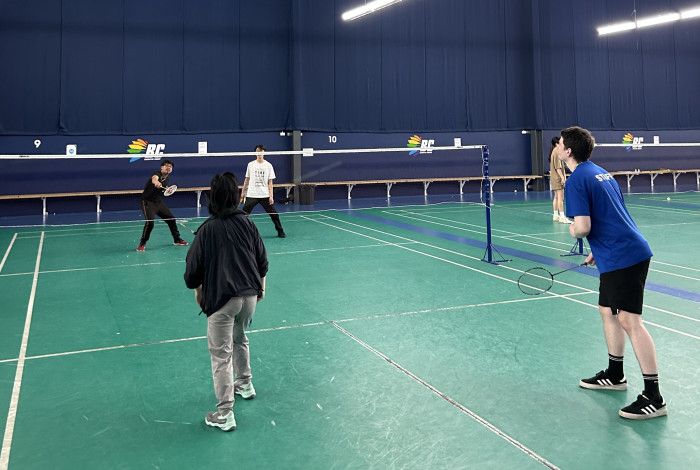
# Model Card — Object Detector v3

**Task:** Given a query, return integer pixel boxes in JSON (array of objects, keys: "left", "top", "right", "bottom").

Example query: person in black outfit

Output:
[
  {"left": 137, "top": 159, "right": 188, "bottom": 251},
  {"left": 184, "top": 172, "right": 268, "bottom": 432}
]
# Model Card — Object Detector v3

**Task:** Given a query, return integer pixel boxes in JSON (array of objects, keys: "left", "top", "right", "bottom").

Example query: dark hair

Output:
[
  {"left": 208, "top": 172, "right": 240, "bottom": 217},
  {"left": 160, "top": 159, "right": 174, "bottom": 168},
  {"left": 560, "top": 126, "right": 595, "bottom": 163},
  {"left": 254, "top": 144, "right": 265, "bottom": 152},
  {"left": 551, "top": 136, "right": 560, "bottom": 149}
]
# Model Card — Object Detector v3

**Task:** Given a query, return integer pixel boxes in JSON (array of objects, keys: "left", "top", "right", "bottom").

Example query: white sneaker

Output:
[
  {"left": 205, "top": 410, "right": 236, "bottom": 431},
  {"left": 235, "top": 382, "right": 256, "bottom": 400},
  {"left": 558, "top": 215, "right": 573, "bottom": 224},
  {"left": 552, "top": 213, "right": 558, "bottom": 221}
]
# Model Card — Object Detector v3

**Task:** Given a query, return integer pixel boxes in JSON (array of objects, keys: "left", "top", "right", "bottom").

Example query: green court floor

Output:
[{"left": 1, "top": 192, "right": 699, "bottom": 469}]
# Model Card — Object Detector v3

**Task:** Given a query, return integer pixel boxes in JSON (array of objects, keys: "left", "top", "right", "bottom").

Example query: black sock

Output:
[
  {"left": 607, "top": 354, "right": 624, "bottom": 380},
  {"left": 643, "top": 374, "right": 661, "bottom": 400}
]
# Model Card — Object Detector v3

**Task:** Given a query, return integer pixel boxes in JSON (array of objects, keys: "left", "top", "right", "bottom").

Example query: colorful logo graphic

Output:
[
  {"left": 407, "top": 134, "right": 434, "bottom": 156},
  {"left": 622, "top": 132, "right": 643, "bottom": 151},
  {"left": 128, "top": 139, "right": 149, "bottom": 154},
  {"left": 127, "top": 139, "right": 165, "bottom": 162}
]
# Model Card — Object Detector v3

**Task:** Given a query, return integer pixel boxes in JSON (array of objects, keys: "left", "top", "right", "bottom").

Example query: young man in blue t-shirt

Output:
[{"left": 556, "top": 126, "right": 666, "bottom": 420}]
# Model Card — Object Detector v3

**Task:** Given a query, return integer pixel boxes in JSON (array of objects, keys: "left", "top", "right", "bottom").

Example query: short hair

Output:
[
  {"left": 160, "top": 159, "right": 174, "bottom": 168},
  {"left": 254, "top": 144, "right": 265, "bottom": 152},
  {"left": 208, "top": 172, "right": 240, "bottom": 216},
  {"left": 560, "top": 126, "right": 595, "bottom": 163}
]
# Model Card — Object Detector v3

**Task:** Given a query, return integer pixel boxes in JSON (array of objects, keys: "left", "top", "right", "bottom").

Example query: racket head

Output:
[
  {"left": 517, "top": 267, "right": 554, "bottom": 295},
  {"left": 163, "top": 184, "right": 177, "bottom": 196}
]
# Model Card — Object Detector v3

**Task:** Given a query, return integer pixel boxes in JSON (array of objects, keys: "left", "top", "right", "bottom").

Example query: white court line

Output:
[
  {"left": 394, "top": 209, "right": 574, "bottom": 252},
  {"left": 310, "top": 214, "right": 700, "bottom": 334},
  {"left": 304, "top": 215, "right": 597, "bottom": 298},
  {"left": 0, "top": 242, "right": 419, "bottom": 278},
  {"left": 0, "top": 293, "right": 593, "bottom": 365},
  {"left": 398, "top": 209, "right": 700, "bottom": 282},
  {"left": 0, "top": 234, "right": 18, "bottom": 274},
  {"left": 0, "top": 232, "right": 44, "bottom": 470},
  {"left": 331, "top": 321, "right": 559, "bottom": 470},
  {"left": 652, "top": 260, "right": 700, "bottom": 273},
  {"left": 627, "top": 204, "right": 700, "bottom": 216}
]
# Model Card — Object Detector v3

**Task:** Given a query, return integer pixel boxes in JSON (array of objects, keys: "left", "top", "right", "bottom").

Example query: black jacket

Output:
[{"left": 184, "top": 210, "right": 268, "bottom": 316}]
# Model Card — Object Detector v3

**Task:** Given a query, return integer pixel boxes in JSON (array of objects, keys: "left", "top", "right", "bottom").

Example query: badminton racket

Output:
[
  {"left": 517, "top": 262, "right": 588, "bottom": 295},
  {"left": 162, "top": 184, "right": 177, "bottom": 196}
]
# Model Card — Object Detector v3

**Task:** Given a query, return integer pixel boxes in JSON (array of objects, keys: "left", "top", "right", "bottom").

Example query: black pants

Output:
[
  {"left": 139, "top": 199, "right": 182, "bottom": 245},
  {"left": 242, "top": 197, "right": 284, "bottom": 233}
]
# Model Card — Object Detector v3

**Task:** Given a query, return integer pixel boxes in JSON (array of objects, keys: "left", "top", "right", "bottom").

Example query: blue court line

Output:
[{"left": 346, "top": 211, "right": 700, "bottom": 304}]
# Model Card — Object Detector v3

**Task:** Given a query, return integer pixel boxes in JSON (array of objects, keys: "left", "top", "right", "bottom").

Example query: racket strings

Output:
[{"left": 517, "top": 267, "right": 554, "bottom": 295}]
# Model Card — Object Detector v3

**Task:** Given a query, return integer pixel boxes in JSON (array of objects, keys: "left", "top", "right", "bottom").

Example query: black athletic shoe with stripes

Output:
[
  {"left": 619, "top": 394, "right": 667, "bottom": 420},
  {"left": 579, "top": 370, "right": 627, "bottom": 391}
]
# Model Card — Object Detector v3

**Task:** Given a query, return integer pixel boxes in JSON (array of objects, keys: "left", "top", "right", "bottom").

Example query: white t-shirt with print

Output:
[{"left": 245, "top": 160, "right": 276, "bottom": 198}]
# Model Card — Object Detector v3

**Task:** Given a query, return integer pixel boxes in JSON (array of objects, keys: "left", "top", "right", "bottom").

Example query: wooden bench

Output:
[
  {"left": 302, "top": 175, "right": 542, "bottom": 199},
  {"left": 609, "top": 169, "right": 700, "bottom": 191},
  {"left": 0, "top": 183, "right": 296, "bottom": 216}
]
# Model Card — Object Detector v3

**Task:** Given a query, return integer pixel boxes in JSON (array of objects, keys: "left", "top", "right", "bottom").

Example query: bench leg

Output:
[
  {"left": 286, "top": 186, "right": 292, "bottom": 198},
  {"left": 490, "top": 180, "right": 495, "bottom": 194},
  {"left": 347, "top": 184, "right": 354, "bottom": 200},
  {"left": 650, "top": 173, "right": 658, "bottom": 190},
  {"left": 42, "top": 197, "right": 47, "bottom": 216},
  {"left": 459, "top": 180, "right": 465, "bottom": 195},
  {"left": 423, "top": 181, "right": 431, "bottom": 197},
  {"left": 523, "top": 178, "right": 532, "bottom": 193},
  {"left": 96, "top": 195, "right": 102, "bottom": 213},
  {"left": 386, "top": 182, "right": 393, "bottom": 199},
  {"left": 196, "top": 190, "right": 202, "bottom": 208},
  {"left": 672, "top": 172, "right": 679, "bottom": 191}
]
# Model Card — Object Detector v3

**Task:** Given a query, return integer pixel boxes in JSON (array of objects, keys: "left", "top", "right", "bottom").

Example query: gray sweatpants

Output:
[{"left": 207, "top": 295, "right": 257, "bottom": 412}]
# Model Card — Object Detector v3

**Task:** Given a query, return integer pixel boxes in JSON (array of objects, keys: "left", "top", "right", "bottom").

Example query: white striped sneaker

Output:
[
  {"left": 619, "top": 394, "right": 667, "bottom": 420},
  {"left": 235, "top": 382, "right": 256, "bottom": 400},
  {"left": 579, "top": 370, "right": 627, "bottom": 391}
]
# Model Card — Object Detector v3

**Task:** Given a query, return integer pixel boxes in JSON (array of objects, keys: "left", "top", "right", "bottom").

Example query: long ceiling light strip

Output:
[
  {"left": 598, "top": 5, "right": 700, "bottom": 36},
  {"left": 341, "top": 0, "right": 404, "bottom": 22}
]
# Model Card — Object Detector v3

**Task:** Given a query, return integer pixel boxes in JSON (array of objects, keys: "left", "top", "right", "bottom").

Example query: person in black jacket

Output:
[
  {"left": 137, "top": 159, "right": 188, "bottom": 251},
  {"left": 184, "top": 172, "right": 268, "bottom": 432}
]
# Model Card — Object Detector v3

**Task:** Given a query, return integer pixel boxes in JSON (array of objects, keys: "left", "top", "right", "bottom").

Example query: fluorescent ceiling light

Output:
[
  {"left": 342, "top": 0, "right": 404, "bottom": 22},
  {"left": 681, "top": 7, "right": 700, "bottom": 19},
  {"left": 597, "top": 21, "right": 636, "bottom": 36},
  {"left": 597, "top": 4, "right": 700, "bottom": 35},
  {"left": 635, "top": 12, "right": 680, "bottom": 28}
]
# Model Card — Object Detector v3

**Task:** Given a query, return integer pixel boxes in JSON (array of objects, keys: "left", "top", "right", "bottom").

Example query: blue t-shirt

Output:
[{"left": 565, "top": 161, "right": 652, "bottom": 273}]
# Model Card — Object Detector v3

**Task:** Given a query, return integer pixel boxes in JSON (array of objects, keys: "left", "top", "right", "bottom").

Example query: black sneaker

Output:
[
  {"left": 619, "top": 394, "right": 667, "bottom": 420},
  {"left": 277, "top": 230, "right": 286, "bottom": 238},
  {"left": 579, "top": 370, "right": 627, "bottom": 390}
]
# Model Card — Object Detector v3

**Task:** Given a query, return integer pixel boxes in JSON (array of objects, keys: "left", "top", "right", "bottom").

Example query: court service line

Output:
[
  {"left": 0, "top": 232, "right": 44, "bottom": 470},
  {"left": 311, "top": 215, "right": 700, "bottom": 334},
  {"left": 0, "top": 293, "right": 594, "bottom": 365},
  {"left": 331, "top": 321, "right": 559, "bottom": 470},
  {"left": 304, "top": 215, "right": 598, "bottom": 299},
  {"left": 0, "top": 242, "right": 420, "bottom": 278},
  {"left": 0, "top": 234, "right": 18, "bottom": 274},
  {"left": 627, "top": 204, "right": 700, "bottom": 216},
  {"left": 321, "top": 214, "right": 700, "bottom": 325},
  {"left": 394, "top": 210, "right": 574, "bottom": 253},
  {"left": 652, "top": 260, "right": 700, "bottom": 273},
  {"left": 396, "top": 210, "right": 700, "bottom": 283}
]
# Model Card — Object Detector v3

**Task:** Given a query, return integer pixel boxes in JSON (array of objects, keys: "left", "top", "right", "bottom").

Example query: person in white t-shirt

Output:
[{"left": 241, "top": 145, "right": 286, "bottom": 238}]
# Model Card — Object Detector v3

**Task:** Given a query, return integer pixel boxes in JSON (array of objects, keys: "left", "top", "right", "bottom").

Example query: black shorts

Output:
[{"left": 598, "top": 258, "right": 651, "bottom": 315}]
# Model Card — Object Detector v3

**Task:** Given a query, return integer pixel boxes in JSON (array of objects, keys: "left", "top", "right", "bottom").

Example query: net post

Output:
[
  {"left": 480, "top": 145, "right": 509, "bottom": 265},
  {"left": 561, "top": 237, "right": 587, "bottom": 258}
]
